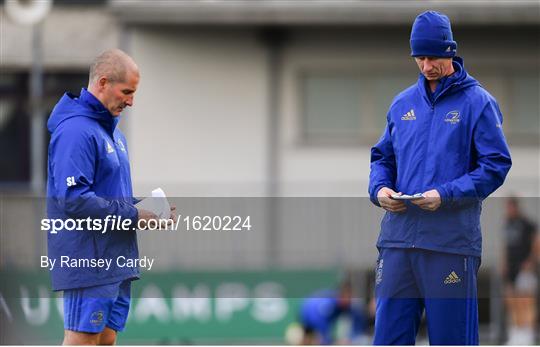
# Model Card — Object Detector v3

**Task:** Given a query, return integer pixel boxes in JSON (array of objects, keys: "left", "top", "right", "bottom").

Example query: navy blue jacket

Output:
[
  {"left": 369, "top": 58, "right": 511, "bottom": 257},
  {"left": 46, "top": 89, "right": 139, "bottom": 290}
]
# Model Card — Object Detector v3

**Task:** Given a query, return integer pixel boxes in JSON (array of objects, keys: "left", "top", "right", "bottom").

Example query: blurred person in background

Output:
[
  {"left": 296, "top": 280, "right": 366, "bottom": 345},
  {"left": 369, "top": 10, "right": 512, "bottom": 345},
  {"left": 46, "top": 49, "right": 163, "bottom": 345},
  {"left": 501, "top": 197, "right": 539, "bottom": 345}
]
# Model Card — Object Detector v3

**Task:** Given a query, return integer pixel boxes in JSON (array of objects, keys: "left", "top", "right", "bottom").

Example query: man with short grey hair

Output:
[{"left": 46, "top": 49, "right": 158, "bottom": 345}]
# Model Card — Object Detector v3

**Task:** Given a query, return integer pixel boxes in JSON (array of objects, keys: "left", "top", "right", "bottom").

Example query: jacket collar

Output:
[
  {"left": 417, "top": 56, "right": 469, "bottom": 105},
  {"left": 78, "top": 88, "right": 119, "bottom": 135}
]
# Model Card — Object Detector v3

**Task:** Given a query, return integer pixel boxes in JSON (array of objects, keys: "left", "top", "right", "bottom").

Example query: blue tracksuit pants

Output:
[{"left": 373, "top": 247, "right": 480, "bottom": 345}]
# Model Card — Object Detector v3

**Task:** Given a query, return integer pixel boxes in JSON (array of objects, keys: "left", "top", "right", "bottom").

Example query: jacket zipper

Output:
[
  {"left": 411, "top": 81, "right": 458, "bottom": 248},
  {"left": 412, "top": 97, "right": 435, "bottom": 248}
]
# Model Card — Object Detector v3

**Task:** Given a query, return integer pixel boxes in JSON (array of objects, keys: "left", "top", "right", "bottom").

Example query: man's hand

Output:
[
  {"left": 163, "top": 205, "right": 177, "bottom": 229},
  {"left": 136, "top": 207, "right": 158, "bottom": 230},
  {"left": 411, "top": 189, "right": 441, "bottom": 211},
  {"left": 377, "top": 187, "right": 407, "bottom": 213},
  {"left": 137, "top": 206, "right": 177, "bottom": 230}
]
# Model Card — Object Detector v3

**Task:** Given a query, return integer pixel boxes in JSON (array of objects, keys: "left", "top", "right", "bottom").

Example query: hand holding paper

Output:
[{"left": 136, "top": 188, "right": 172, "bottom": 219}]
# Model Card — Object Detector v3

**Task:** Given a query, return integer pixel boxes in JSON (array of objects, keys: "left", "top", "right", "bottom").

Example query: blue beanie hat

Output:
[{"left": 410, "top": 11, "right": 457, "bottom": 58}]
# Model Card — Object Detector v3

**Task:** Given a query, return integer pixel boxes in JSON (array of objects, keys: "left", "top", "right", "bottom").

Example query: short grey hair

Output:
[{"left": 88, "top": 49, "right": 135, "bottom": 85}]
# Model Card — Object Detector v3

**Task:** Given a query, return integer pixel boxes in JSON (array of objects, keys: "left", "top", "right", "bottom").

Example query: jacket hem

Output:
[{"left": 376, "top": 241, "right": 481, "bottom": 257}]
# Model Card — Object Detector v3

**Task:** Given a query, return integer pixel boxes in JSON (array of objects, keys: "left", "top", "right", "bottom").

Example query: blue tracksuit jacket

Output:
[
  {"left": 46, "top": 88, "right": 139, "bottom": 291},
  {"left": 300, "top": 289, "right": 365, "bottom": 344},
  {"left": 369, "top": 57, "right": 511, "bottom": 257}
]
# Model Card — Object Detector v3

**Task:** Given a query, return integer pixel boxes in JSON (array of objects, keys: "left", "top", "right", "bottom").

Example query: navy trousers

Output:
[{"left": 373, "top": 247, "right": 480, "bottom": 345}]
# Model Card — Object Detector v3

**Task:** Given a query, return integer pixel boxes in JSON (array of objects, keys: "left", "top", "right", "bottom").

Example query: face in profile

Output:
[{"left": 99, "top": 69, "right": 140, "bottom": 116}]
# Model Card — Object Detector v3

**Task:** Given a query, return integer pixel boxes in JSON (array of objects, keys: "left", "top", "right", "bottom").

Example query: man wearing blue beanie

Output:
[{"left": 369, "top": 10, "right": 512, "bottom": 345}]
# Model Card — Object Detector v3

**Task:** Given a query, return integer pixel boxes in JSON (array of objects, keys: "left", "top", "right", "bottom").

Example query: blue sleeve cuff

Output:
[
  {"left": 370, "top": 184, "right": 392, "bottom": 207},
  {"left": 126, "top": 204, "right": 139, "bottom": 229},
  {"left": 435, "top": 184, "right": 451, "bottom": 208}
]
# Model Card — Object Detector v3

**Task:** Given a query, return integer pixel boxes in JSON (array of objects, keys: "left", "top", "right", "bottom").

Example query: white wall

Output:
[{"left": 129, "top": 27, "right": 268, "bottom": 197}]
